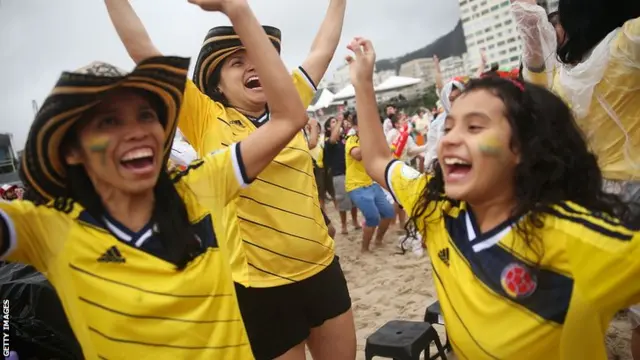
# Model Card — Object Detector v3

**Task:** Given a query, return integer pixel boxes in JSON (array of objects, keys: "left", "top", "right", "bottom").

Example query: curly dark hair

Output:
[
  {"left": 408, "top": 77, "right": 636, "bottom": 261},
  {"left": 557, "top": 0, "right": 640, "bottom": 64}
]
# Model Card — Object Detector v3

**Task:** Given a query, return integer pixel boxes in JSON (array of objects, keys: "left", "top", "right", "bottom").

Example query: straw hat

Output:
[
  {"left": 193, "top": 25, "right": 281, "bottom": 93},
  {"left": 19, "top": 56, "right": 191, "bottom": 201}
]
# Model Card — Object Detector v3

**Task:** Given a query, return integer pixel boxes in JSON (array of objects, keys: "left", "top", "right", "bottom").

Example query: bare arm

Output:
[
  {"left": 191, "top": 1, "right": 306, "bottom": 180},
  {"left": 433, "top": 55, "right": 444, "bottom": 93},
  {"left": 104, "top": 0, "right": 162, "bottom": 64},
  {"left": 307, "top": 119, "right": 320, "bottom": 149},
  {"left": 350, "top": 147, "right": 363, "bottom": 161},
  {"left": 511, "top": 0, "right": 554, "bottom": 72},
  {"left": 301, "top": 0, "right": 347, "bottom": 85},
  {"left": 473, "top": 50, "right": 487, "bottom": 78},
  {"left": 346, "top": 38, "right": 393, "bottom": 187},
  {"left": 328, "top": 116, "right": 344, "bottom": 144}
]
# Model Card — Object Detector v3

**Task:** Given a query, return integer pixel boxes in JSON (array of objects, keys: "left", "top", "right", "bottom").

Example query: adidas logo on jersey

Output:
[
  {"left": 98, "top": 246, "right": 126, "bottom": 263},
  {"left": 438, "top": 248, "right": 450, "bottom": 267}
]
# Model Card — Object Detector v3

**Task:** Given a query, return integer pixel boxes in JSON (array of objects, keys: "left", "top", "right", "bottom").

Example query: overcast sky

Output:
[{"left": 0, "top": 0, "right": 460, "bottom": 149}]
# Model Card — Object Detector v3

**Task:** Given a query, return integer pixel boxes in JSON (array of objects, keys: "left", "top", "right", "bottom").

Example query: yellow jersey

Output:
[
  {"left": 178, "top": 67, "right": 334, "bottom": 287},
  {"left": 316, "top": 142, "right": 325, "bottom": 168},
  {"left": 345, "top": 134, "right": 374, "bottom": 192},
  {"left": 310, "top": 134, "right": 324, "bottom": 167},
  {"left": 385, "top": 159, "right": 640, "bottom": 360},
  {"left": 0, "top": 145, "right": 253, "bottom": 359},
  {"left": 525, "top": 17, "right": 640, "bottom": 181}
]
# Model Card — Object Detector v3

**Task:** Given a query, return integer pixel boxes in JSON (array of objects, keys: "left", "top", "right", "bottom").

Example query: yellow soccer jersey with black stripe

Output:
[
  {"left": 384, "top": 160, "right": 640, "bottom": 360},
  {"left": 0, "top": 144, "right": 254, "bottom": 360},
  {"left": 178, "top": 67, "right": 334, "bottom": 287}
]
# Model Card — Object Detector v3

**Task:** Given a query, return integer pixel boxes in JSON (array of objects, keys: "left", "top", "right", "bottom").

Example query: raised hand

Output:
[
  {"left": 187, "top": 0, "right": 243, "bottom": 13},
  {"left": 345, "top": 37, "right": 376, "bottom": 86},
  {"left": 307, "top": 117, "right": 319, "bottom": 130}
]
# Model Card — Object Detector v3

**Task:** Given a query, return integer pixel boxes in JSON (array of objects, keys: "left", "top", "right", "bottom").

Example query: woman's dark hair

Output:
[
  {"left": 62, "top": 93, "right": 200, "bottom": 270},
  {"left": 324, "top": 116, "right": 335, "bottom": 137},
  {"left": 557, "top": 0, "right": 640, "bottom": 64},
  {"left": 408, "top": 77, "right": 636, "bottom": 261},
  {"left": 205, "top": 65, "right": 230, "bottom": 106},
  {"left": 350, "top": 112, "right": 358, "bottom": 126},
  {"left": 547, "top": 11, "right": 560, "bottom": 27},
  {"left": 22, "top": 186, "right": 46, "bottom": 205}
]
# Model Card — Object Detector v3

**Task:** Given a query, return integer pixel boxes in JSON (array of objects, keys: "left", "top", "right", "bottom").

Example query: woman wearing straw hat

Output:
[
  {"left": 105, "top": 0, "right": 354, "bottom": 359},
  {"left": 0, "top": 1, "right": 312, "bottom": 358}
]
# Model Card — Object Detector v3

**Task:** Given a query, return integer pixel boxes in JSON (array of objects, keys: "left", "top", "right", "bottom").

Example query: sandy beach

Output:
[{"left": 323, "top": 207, "right": 633, "bottom": 360}]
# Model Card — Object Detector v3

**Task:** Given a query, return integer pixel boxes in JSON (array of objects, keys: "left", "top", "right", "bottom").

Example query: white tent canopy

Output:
[
  {"left": 307, "top": 89, "right": 335, "bottom": 112},
  {"left": 331, "top": 76, "right": 421, "bottom": 101},
  {"left": 332, "top": 84, "right": 356, "bottom": 101},
  {"left": 376, "top": 76, "right": 421, "bottom": 92}
]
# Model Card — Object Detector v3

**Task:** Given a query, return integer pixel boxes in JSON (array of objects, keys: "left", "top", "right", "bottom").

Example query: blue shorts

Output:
[{"left": 348, "top": 184, "right": 395, "bottom": 227}]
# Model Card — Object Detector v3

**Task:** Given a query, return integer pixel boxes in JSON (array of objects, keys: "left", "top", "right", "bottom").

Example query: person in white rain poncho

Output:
[
  {"left": 512, "top": 0, "right": 640, "bottom": 198},
  {"left": 169, "top": 129, "right": 198, "bottom": 169},
  {"left": 424, "top": 79, "right": 465, "bottom": 171},
  {"left": 513, "top": 0, "right": 640, "bottom": 356}
]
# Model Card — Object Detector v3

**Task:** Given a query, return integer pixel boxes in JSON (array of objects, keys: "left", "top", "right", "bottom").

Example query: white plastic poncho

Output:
[
  {"left": 170, "top": 129, "right": 198, "bottom": 167},
  {"left": 513, "top": 2, "right": 640, "bottom": 175},
  {"left": 424, "top": 80, "right": 465, "bottom": 169}
]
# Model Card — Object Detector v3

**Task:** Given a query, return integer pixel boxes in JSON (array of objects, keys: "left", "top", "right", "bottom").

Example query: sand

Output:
[{"left": 322, "top": 206, "right": 633, "bottom": 360}]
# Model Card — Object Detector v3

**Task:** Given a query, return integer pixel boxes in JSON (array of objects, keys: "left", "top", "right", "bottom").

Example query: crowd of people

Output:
[{"left": 0, "top": 0, "right": 638, "bottom": 359}]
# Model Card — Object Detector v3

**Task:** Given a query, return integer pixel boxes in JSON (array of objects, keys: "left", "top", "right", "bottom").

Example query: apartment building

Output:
[
  {"left": 440, "top": 55, "right": 469, "bottom": 81},
  {"left": 399, "top": 58, "right": 436, "bottom": 84},
  {"left": 323, "top": 63, "right": 351, "bottom": 93},
  {"left": 459, "top": 0, "right": 523, "bottom": 74},
  {"left": 0, "top": 133, "right": 21, "bottom": 185},
  {"left": 459, "top": 0, "right": 559, "bottom": 74},
  {"left": 374, "top": 69, "right": 397, "bottom": 86}
]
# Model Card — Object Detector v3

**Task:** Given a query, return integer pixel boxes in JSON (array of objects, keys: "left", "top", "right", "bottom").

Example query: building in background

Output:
[
  {"left": 459, "top": 0, "right": 559, "bottom": 74},
  {"left": 323, "top": 64, "right": 351, "bottom": 93},
  {"left": 439, "top": 55, "right": 468, "bottom": 80},
  {"left": 399, "top": 57, "right": 437, "bottom": 91},
  {"left": 460, "top": 0, "right": 523, "bottom": 74},
  {"left": 373, "top": 69, "right": 397, "bottom": 86},
  {"left": 0, "top": 133, "right": 21, "bottom": 185}
]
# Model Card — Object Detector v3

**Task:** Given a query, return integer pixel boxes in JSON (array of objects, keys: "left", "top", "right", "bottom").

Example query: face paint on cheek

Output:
[
  {"left": 478, "top": 135, "right": 503, "bottom": 157},
  {"left": 88, "top": 136, "right": 110, "bottom": 166}
]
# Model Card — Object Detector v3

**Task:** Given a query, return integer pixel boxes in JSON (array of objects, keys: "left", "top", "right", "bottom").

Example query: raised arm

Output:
[
  {"left": 328, "top": 114, "right": 344, "bottom": 144},
  {"left": 511, "top": 0, "right": 557, "bottom": 87},
  {"left": 104, "top": 0, "right": 162, "bottom": 64},
  {"left": 0, "top": 201, "right": 65, "bottom": 271},
  {"left": 307, "top": 118, "right": 320, "bottom": 150},
  {"left": 189, "top": 0, "right": 307, "bottom": 181},
  {"left": 473, "top": 50, "right": 487, "bottom": 78},
  {"left": 433, "top": 55, "right": 444, "bottom": 93},
  {"left": 301, "top": 0, "right": 347, "bottom": 85},
  {"left": 345, "top": 37, "right": 393, "bottom": 187}
]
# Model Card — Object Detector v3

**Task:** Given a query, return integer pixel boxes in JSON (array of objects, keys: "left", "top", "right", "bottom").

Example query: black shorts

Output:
[
  {"left": 314, "top": 166, "right": 336, "bottom": 199},
  {"left": 234, "top": 256, "right": 351, "bottom": 360}
]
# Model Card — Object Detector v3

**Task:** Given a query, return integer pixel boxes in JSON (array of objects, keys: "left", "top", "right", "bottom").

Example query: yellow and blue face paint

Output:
[{"left": 88, "top": 136, "right": 110, "bottom": 166}]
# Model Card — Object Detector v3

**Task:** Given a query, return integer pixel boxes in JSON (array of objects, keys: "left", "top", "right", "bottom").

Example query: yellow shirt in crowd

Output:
[
  {"left": 345, "top": 134, "right": 374, "bottom": 192},
  {"left": 385, "top": 159, "right": 640, "bottom": 360},
  {"left": 310, "top": 133, "right": 324, "bottom": 167},
  {"left": 178, "top": 68, "right": 334, "bottom": 287},
  {"left": 0, "top": 147, "right": 254, "bottom": 359},
  {"left": 526, "top": 17, "right": 640, "bottom": 182}
]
